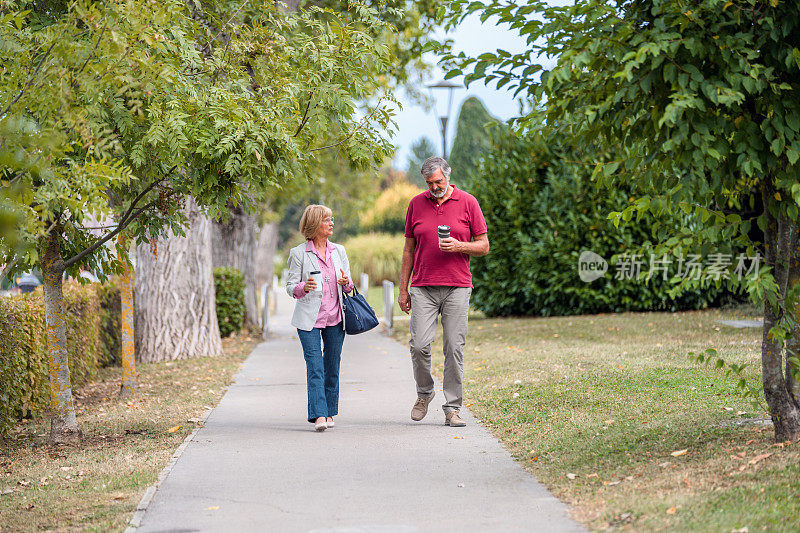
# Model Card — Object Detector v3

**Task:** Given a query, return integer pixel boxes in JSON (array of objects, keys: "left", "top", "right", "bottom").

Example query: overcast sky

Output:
[{"left": 386, "top": 12, "right": 531, "bottom": 171}]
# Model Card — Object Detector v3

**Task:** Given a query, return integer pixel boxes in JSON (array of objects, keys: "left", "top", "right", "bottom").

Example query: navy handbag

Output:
[{"left": 342, "top": 287, "right": 379, "bottom": 335}]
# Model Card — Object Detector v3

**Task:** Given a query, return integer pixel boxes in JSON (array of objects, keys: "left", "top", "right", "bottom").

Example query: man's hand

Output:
[
  {"left": 438, "top": 237, "right": 461, "bottom": 253},
  {"left": 399, "top": 290, "right": 411, "bottom": 314}
]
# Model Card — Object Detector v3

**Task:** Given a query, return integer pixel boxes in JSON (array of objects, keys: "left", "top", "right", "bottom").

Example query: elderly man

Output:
[{"left": 399, "top": 156, "right": 489, "bottom": 427}]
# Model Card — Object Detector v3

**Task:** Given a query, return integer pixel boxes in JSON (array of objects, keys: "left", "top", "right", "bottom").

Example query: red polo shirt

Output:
[{"left": 404, "top": 186, "right": 487, "bottom": 287}]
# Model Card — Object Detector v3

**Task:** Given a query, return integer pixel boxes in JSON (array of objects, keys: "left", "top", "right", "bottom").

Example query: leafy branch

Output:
[
  {"left": 61, "top": 165, "right": 178, "bottom": 270},
  {"left": 689, "top": 348, "right": 768, "bottom": 413},
  {"left": 309, "top": 98, "right": 384, "bottom": 153}
]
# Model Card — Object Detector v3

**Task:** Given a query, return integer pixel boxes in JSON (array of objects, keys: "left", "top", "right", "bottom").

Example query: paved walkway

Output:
[{"left": 133, "top": 292, "right": 584, "bottom": 532}]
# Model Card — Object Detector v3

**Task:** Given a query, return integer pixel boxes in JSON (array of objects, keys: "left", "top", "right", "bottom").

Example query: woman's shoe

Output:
[
  {"left": 326, "top": 417, "right": 334, "bottom": 428},
  {"left": 314, "top": 417, "right": 327, "bottom": 432}
]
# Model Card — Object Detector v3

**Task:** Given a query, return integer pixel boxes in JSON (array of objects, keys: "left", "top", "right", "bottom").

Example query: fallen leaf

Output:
[
  {"left": 671, "top": 449, "right": 688, "bottom": 457},
  {"left": 604, "top": 419, "right": 615, "bottom": 424},
  {"left": 111, "top": 493, "right": 126, "bottom": 500},
  {"left": 566, "top": 473, "right": 577, "bottom": 480},
  {"left": 168, "top": 426, "right": 181, "bottom": 433},
  {"left": 587, "top": 473, "right": 598, "bottom": 478},
  {"left": 748, "top": 453, "right": 772, "bottom": 465},
  {"left": 605, "top": 480, "right": 620, "bottom": 486},
  {"left": 658, "top": 462, "right": 671, "bottom": 468},
  {"left": 666, "top": 507, "right": 677, "bottom": 515},
  {"left": 204, "top": 506, "right": 220, "bottom": 510}
]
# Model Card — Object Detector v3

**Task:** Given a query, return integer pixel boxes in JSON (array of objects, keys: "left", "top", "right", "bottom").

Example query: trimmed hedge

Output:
[
  {"left": 0, "top": 282, "right": 109, "bottom": 436},
  {"left": 470, "top": 127, "right": 733, "bottom": 317},
  {"left": 98, "top": 278, "right": 122, "bottom": 366},
  {"left": 213, "top": 267, "right": 246, "bottom": 337}
]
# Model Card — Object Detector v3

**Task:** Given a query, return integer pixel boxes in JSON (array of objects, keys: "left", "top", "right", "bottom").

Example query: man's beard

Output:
[{"left": 431, "top": 185, "right": 447, "bottom": 198}]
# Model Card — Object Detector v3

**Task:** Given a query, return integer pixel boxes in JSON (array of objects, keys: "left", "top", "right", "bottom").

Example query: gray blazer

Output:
[{"left": 285, "top": 241, "right": 352, "bottom": 331}]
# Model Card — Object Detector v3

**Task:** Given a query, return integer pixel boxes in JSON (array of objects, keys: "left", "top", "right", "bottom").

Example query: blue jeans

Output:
[{"left": 297, "top": 322, "right": 345, "bottom": 422}]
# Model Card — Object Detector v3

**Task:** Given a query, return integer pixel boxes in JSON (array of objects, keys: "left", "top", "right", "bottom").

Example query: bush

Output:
[
  {"left": 98, "top": 278, "right": 122, "bottom": 366},
  {"left": 470, "top": 126, "right": 733, "bottom": 317},
  {"left": 213, "top": 267, "right": 246, "bottom": 337},
  {"left": 342, "top": 233, "right": 405, "bottom": 286},
  {"left": 360, "top": 181, "right": 422, "bottom": 234},
  {"left": 0, "top": 282, "right": 105, "bottom": 436}
]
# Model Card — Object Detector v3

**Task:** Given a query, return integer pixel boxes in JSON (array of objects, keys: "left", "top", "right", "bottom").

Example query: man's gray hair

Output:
[{"left": 420, "top": 156, "right": 451, "bottom": 180}]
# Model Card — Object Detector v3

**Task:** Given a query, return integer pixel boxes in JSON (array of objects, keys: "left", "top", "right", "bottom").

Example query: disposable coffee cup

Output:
[
  {"left": 438, "top": 225, "right": 450, "bottom": 243},
  {"left": 308, "top": 271, "right": 323, "bottom": 292}
]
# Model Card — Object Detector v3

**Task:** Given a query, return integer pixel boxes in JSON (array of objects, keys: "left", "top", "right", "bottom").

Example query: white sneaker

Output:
[
  {"left": 314, "top": 419, "right": 327, "bottom": 432},
  {"left": 326, "top": 418, "right": 335, "bottom": 428}
]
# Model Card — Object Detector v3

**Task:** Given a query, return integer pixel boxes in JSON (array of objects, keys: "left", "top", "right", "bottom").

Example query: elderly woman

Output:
[{"left": 286, "top": 205, "right": 355, "bottom": 432}]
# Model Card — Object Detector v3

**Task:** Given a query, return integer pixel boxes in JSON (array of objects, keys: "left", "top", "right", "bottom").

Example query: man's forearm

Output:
[
  {"left": 457, "top": 239, "right": 489, "bottom": 256},
  {"left": 400, "top": 251, "right": 414, "bottom": 292}
]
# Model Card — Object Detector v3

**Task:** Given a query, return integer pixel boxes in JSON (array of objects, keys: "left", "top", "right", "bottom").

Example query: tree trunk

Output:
[
  {"left": 118, "top": 234, "right": 136, "bottom": 397},
  {"left": 760, "top": 185, "right": 800, "bottom": 441},
  {"left": 211, "top": 205, "right": 258, "bottom": 328},
  {"left": 256, "top": 221, "right": 279, "bottom": 292},
  {"left": 785, "top": 225, "right": 800, "bottom": 403},
  {"left": 40, "top": 224, "right": 81, "bottom": 444},
  {"left": 135, "top": 197, "right": 222, "bottom": 362}
]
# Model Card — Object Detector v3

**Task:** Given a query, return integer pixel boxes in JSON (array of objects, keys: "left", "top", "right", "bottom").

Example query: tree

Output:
[
  {"left": 211, "top": 207, "right": 259, "bottom": 328},
  {"left": 1, "top": 0, "right": 396, "bottom": 442},
  {"left": 135, "top": 198, "right": 222, "bottom": 362},
  {"left": 360, "top": 180, "right": 423, "bottom": 234},
  {"left": 406, "top": 136, "right": 437, "bottom": 187},
  {"left": 448, "top": 96, "right": 498, "bottom": 190},
  {"left": 441, "top": 0, "right": 800, "bottom": 441}
]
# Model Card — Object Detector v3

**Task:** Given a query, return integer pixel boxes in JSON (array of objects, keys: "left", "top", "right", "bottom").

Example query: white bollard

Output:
[
  {"left": 259, "top": 283, "right": 268, "bottom": 327},
  {"left": 262, "top": 286, "right": 271, "bottom": 339},
  {"left": 360, "top": 273, "right": 369, "bottom": 294},
  {"left": 382, "top": 280, "right": 394, "bottom": 330}
]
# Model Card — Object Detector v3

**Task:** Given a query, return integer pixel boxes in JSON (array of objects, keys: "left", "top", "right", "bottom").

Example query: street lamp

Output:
[{"left": 426, "top": 80, "right": 461, "bottom": 159}]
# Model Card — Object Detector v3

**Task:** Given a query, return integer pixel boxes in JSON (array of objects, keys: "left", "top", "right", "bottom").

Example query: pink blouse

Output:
[{"left": 292, "top": 240, "right": 355, "bottom": 328}]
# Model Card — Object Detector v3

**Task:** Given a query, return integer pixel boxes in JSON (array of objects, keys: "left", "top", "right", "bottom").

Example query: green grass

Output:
[
  {"left": 392, "top": 307, "right": 800, "bottom": 532},
  {"left": 365, "top": 285, "right": 404, "bottom": 319},
  {"left": 0, "top": 332, "right": 261, "bottom": 532}
]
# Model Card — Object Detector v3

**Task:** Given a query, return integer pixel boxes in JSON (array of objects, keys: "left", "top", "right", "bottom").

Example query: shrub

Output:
[
  {"left": 342, "top": 233, "right": 405, "bottom": 285},
  {"left": 98, "top": 278, "right": 122, "bottom": 366},
  {"left": 213, "top": 267, "right": 246, "bottom": 337},
  {"left": 470, "top": 126, "right": 734, "bottom": 317},
  {"left": 360, "top": 181, "right": 422, "bottom": 234},
  {"left": 0, "top": 282, "right": 104, "bottom": 436}
]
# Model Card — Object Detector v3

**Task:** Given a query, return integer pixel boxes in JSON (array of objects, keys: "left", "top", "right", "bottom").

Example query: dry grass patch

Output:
[
  {"left": 0, "top": 330, "right": 261, "bottom": 532},
  {"left": 392, "top": 307, "right": 800, "bottom": 532}
]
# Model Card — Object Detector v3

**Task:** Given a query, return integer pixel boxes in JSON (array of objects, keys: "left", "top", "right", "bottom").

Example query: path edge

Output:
[{"left": 123, "top": 391, "right": 221, "bottom": 531}]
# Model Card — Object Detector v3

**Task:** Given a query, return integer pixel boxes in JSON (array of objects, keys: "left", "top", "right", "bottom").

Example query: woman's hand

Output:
[
  {"left": 303, "top": 278, "right": 317, "bottom": 292},
  {"left": 337, "top": 268, "right": 350, "bottom": 287}
]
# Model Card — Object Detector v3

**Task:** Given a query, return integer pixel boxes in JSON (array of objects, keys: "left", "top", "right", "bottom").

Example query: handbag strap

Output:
[{"left": 342, "top": 286, "right": 359, "bottom": 300}]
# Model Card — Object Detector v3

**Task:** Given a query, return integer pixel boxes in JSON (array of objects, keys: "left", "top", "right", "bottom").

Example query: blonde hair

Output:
[{"left": 299, "top": 204, "right": 333, "bottom": 240}]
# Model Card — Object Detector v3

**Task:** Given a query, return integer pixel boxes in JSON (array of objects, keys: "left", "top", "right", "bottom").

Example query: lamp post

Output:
[{"left": 426, "top": 80, "right": 460, "bottom": 159}]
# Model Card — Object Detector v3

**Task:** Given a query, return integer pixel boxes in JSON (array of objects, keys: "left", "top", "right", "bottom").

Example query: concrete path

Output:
[{"left": 133, "top": 292, "right": 584, "bottom": 533}]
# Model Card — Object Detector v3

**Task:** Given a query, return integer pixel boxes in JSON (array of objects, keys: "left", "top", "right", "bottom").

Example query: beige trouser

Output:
[{"left": 409, "top": 286, "right": 472, "bottom": 414}]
